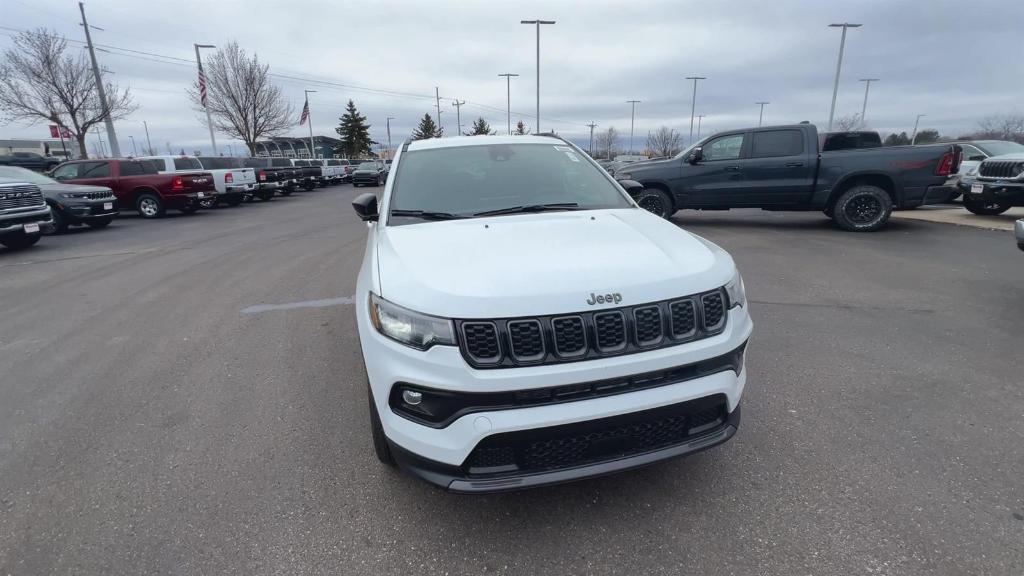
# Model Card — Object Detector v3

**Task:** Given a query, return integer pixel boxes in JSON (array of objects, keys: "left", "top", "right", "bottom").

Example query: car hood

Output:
[
  {"left": 982, "top": 153, "right": 1024, "bottom": 161},
  {"left": 37, "top": 182, "right": 111, "bottom": 198},
  {"left": 375, "top": 208, "right": 735, "bottom": 318}
]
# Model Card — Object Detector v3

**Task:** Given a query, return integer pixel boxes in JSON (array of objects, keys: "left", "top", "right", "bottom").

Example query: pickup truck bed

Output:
[{"left": 622, "top": 123, "right": 961, "bottom": 231}]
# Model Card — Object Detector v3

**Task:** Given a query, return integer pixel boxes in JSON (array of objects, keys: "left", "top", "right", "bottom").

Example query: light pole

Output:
[
  {"left": 911, "top": 114, "right": 926, "bottom": 145},
  {"left": 626, "top": 100, "right": 641, "bottom": 154},
  {"left": 498, "top": 73, "right": 519, "bottom": 135},
  {"left": 520, "top": 19, "right": 555, "bottom": 133},
  {"left": 304, "top": 89, "right": 317, "bottom": 158},
  {"left": 756, "top": 102, "right": 770, "bottom": 127},
  {"left": 79, "top": 2, "right": 121, "bottom": 157},
  {"left": 696, "top": 115, "right": 706, "bottom": 140},
  {"left": 386, "top": 117, "right": 394, "bottom": 159},
  {"left": 143, "top": 121, "right": 153, "bottom": 155},
  {"left": 827, "top": 23, "right": 862, "bottom": 131},
  {"left": 586, "top": 122, "right": 597, "bottom": 156},
  {"left": 858, "top": 78, "right": 879, "bottom": 128},
  {"left": 128, "top": 135, "right": 137, "bottom": 156},
  {"left": 686, "top": 76, "right": 706, "bottom": 146},
  {"left": 452, "top": 100, "right": 465, "bottom": 135},
  {"left": 194, "top": 43, "right": 217, "bottom": 155}
]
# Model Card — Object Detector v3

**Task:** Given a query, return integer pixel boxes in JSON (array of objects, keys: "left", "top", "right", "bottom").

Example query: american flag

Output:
[
  {"left": 198, "top": 62, "right": 208, "bottom": 107},
  {"left": 299, "top": 98, "right": 309, "bottom": 126}
]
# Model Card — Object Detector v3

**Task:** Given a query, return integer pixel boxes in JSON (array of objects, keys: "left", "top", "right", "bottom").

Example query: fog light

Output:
[{"left": 402, "top": 389, "right": 423, "bottom": 406}]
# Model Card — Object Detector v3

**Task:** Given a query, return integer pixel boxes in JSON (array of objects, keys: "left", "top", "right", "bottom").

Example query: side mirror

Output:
[
  {"left": 352, "top": 192, "right": 379, "bottom": 221},
  {"left": 968, "top": 155, "right": 985, "bottom": 162},
  {"left": 619, "top": 179, "right": 644, "bottom": 195},
  {"left": 687, "top": 147, "right": 703, "bottom": 164}
]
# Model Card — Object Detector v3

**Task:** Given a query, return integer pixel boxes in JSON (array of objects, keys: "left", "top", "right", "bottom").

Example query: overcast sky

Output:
[{"left": 3, "top": 0, "right": 1023, "bottom": 155}]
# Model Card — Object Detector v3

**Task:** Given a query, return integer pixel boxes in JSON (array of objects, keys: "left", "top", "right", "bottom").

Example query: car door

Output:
[
  {"left": 741, "top": 129, "right": 814, "bottom": 205},
  {"left": 51, "top": 162, "right": 83, "bottom": 182},
  {"left": 672, "top": 132, "right": 748, "bottom": 207},
  {"left": 74, "top": 161, "right": 117, "bottom": 193}
]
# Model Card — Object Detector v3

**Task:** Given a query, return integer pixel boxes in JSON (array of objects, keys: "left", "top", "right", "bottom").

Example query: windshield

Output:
[
  {"left": 979, "top": 141, "right": 1024, "bottom": 156},
  {"left": 388, "top": 142, "right": 631, "bottom": 220},
  {"left": 0, "top": 165, "right": 55, "bottom": 184},
  {"left": 197, "top": 157, "right": 240, "bottom": 170},
  {"left": 358, "top": 162, "right": 380, "bottom": 170}
]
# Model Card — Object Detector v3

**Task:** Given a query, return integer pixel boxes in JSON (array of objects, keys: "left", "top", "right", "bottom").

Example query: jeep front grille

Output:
[
  {"left": 455, "top": 288, "right": 729, "bottom": 368},
  {"left": 979, "top": 160, "right": 1022, "bottom": 179}
]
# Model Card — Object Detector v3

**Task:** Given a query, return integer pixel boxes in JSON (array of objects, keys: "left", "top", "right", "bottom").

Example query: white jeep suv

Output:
[{"left": 352, "top": 135, "right": 752, "bottom": 493}]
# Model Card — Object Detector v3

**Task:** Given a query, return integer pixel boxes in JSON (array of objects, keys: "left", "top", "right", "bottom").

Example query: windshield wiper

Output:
[
  {"left": 389, "top": 209, "right": 467, "bottom": 221},
  {"left": 473, "top": 203, "right": 580, "bottom": 217}
]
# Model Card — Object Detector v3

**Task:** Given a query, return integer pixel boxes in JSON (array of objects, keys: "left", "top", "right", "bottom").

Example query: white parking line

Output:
[{"left": 242, "top": 296, "right": 355, "bottom": 314}]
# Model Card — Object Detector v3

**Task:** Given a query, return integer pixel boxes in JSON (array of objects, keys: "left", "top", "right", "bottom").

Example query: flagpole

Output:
[
  {"left": 304, "top": 89, "right": 317, "bottom": 159},
  {"left": 194, "top": 44, "right": 217, "bottom": 155}
]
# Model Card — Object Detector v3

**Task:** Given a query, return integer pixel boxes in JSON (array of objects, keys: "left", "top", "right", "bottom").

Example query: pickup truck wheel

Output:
[
  {"left": 279, "top": 189, "right": 293, "bottom": 197},
  {"left": 136, "top": 193, "right": 165, "bottom": 219},
  {"left": 50, "top": 207, "right": 69, "bottom": 233},
  {"left": 86, "top": 217, "right": 112, "bottom": 228},
  {"left": 257, "top": 190, "right": 274, "bottom": 201},
  {"left": 179, "top": 204, "right": 200, "bottom": 215},
  {"left": 368, "top": 384, "right": 395, "bottom": 466},
  {"left": 832, "top": 185, "right": 893, "bottom": 232},
  {"left": 636, "top": 188, "right": 674, "bottom": 219},
  {"left": 962, "top": 198, "right": 1011, "bottom": 216},
  {"left": 0, "top": 231, "right": 41, "bottom": 250},
  {"left": 223, "top": 195, "right": 244, "bottom": 207}
]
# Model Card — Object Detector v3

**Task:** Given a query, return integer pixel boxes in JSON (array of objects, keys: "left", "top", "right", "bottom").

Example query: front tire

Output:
[
  {"left": 136, "top": 193, "right": 165, "bottom": 219},
  {"left": 0, "top": 232, "right": 41, "bottom": 250},
  {"left": 636, "top": 188, "right": 674, "bottom": 219},
  {"left": 368, "top": 384, "right": 395, "bottom": 466},
  {"left": 832, "top": 185, "right": 893, "bottom": 232},
  {"left": 50, "top": 206, "right": 69, "bottom": 233},
  {"left": 963, "top": 198, "right": 1011, "bottom": 216},
  {"left": 223, "top": 194, "right": 244, "bottom": 207}
]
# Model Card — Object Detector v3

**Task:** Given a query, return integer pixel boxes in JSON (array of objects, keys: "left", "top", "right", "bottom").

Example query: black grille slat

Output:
[
  {"left": 508, "top": 320, "right": 544, "bottom": 361},
  {"left": 670, "top": 300, "right": 696, "bottom": 338},
  {"left": 980, "top": 161, "right": 1020, "bottom": 179},
  {"left": 462, "top": 322, "right": 500, "bottom": 362},
  {"left": 701, "top": 292, "right": 725, "bottom": 331},
  {"left": 594, "top": 311, "right": 626, "bottom": 351},
  {"left": 552, "top": 316, "right": 586, "bottom": 357},
  {"left": 633, "top": 305, "right": 663, "bottom": 346},
  {"left": 456, "top": 289, "right": 729, "bottom": 368}
]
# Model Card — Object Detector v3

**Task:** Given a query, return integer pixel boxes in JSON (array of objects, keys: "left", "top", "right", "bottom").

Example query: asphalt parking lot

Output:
[{"left": 1, "top": 185, "right": 1022, "bottom": 575}]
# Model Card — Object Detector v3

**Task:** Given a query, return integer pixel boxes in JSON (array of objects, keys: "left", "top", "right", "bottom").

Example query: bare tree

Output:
[
  {"left": 833, "top": 113, "right": 864, "bottom": 131},
  {"left": 0, "top": 28, "right": 136, "bottom": 159},
  {"left": 646, "top": 126, "right": 682, "bottom": 157},
  {"left": 187, "top": 42, "right": 293, "bottom": 155},
  {"left": 595, "top": 126, "right": 620, "bottom": 159},
  {"left": 963, "top": 113, "right": 1024, "bottom": 144}
]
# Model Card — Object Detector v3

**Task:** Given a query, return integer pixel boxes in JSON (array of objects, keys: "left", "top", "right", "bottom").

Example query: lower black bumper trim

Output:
[{"left": 389, "top": 403, "right": 740, "bottom": 494}]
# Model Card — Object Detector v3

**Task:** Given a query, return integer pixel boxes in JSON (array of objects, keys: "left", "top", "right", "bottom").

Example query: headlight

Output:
[
  {"left": 724, "top": 271, "right": 746, "bottom": 309},
  {"left": 368, "top": 293, "right": 455, "bottom": 350},
  {"left": 966, "top": 167, "right": 978, "bottom": 176},
  {"left": 59, "top": 192, "right": 85, "bottom": 199},
  {"left": 1014, "top": 163, "right": 1024, "bottom": 178}
]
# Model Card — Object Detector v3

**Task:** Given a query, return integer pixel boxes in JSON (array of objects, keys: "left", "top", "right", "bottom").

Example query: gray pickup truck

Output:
[
  {"left": 0, "top": 179, "right": 55, "bottom": 250},
  {"left": 618, "top": 123, "right": 961, "bottom": 231}
]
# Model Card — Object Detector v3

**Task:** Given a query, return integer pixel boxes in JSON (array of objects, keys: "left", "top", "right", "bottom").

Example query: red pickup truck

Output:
[{"left": 51, "top": 159, "right": 215, "bottom": 218}]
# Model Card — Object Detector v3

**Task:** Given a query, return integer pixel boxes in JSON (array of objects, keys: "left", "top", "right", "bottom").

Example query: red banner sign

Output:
[{"left": 49, "top": 125, "right": 59, "bottom": 138}]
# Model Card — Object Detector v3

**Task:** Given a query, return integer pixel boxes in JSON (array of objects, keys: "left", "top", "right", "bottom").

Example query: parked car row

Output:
[{"left": 0, "top": 154, "right": 361, "bottom": 251}]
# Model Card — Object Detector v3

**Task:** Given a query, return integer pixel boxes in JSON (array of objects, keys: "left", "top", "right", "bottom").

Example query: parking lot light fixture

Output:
[
  {"left": 498, "top": 73, "right": 519, "bottom": 134},
  {"left": 827, "top": 23, "right": 862, "bottom": 131},
  {"left": 627, "top": 100, "right": 641, "bottom": 154},
  {"left": 696, "top": 114, "right": 706, "bottom": 140},
  {"left": 520, "top": 20, "right": 555, "bottom": 133},
  {"left": 756, "top": 102, "right": 769, "bottom": 127},
  {"left": 686, "top": 76, "right": 706, "bottom": 146},
  {"left": 858, "top": 78, "right": 879, "bottom": 128},
  {"left": 911, "top": 114, "right": 926, "bottom": 145}
]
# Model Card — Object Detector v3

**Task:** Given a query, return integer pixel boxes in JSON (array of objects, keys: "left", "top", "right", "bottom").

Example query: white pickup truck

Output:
[{"left": 141, "top": 155, "right": 256, "bottom": 207}]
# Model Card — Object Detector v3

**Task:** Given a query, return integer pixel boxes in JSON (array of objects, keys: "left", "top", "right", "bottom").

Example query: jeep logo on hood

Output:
[{"left": 586, "top": 292, "right": 622, "bottom": 306}]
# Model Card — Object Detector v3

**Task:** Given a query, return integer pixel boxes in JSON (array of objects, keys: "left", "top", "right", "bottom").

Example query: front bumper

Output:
[
  {"left": 963, "top": 179, "right": 1024, "bottom": 204},
  {"left": 352, "top": 174, "right": 380, "bottom": 184},
  {"left": 57, "top": 199, "right": 119, "bottom": 222},
  {"left": 359, "top": 301, "right": 752, "bottom": 482},
  {"left": 0, "top": 206, "right": 55, "bottom": 235},
  {"left": 391, "top": 399, "right": 740, "bottom": 493}
]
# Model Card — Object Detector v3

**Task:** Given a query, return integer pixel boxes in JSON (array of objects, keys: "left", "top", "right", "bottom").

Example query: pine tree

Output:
[
  {"left": 465, "top": 117, "right": 495, "bottom": 136},
  {"left": 412, "top": 113, "right": 442, "bottom": 140},
  {"left": 514, "top": 120, "right": 529, "bottom": 135},
  {"left": 334, "top": 99, "right": 375, "bottom": 157}
]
